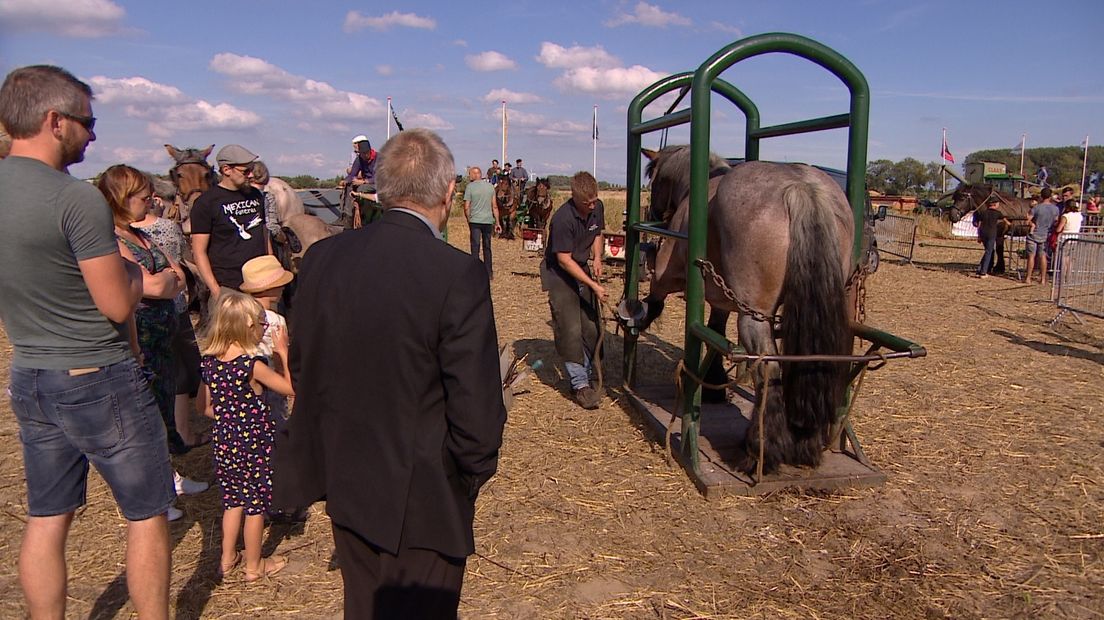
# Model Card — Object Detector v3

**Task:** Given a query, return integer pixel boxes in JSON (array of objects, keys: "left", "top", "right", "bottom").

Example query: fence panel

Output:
[
  {"left": 1052, "top": 237, "right": 1104, "bottom": 325},
  {"left": 875, "top": 212, "right": 917, "bottom": 262}
]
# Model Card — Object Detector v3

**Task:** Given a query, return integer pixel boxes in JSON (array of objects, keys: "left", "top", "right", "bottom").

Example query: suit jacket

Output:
[{"left": 273, "top": 209, "right": 506, "bottom": 558}]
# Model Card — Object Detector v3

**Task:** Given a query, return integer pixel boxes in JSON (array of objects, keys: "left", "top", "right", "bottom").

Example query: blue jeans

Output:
[
  {"left": 978, "top": 236, "right": 997, "bottom": 274},
  {"left": 564, "top": 352, "right": 593, "bottom": 391},
  {"left": 469, "top": 223, "right": 493, "bottom": 276},
  {"left": 8, "top": 358, "right": 175, "bottom": 520}
]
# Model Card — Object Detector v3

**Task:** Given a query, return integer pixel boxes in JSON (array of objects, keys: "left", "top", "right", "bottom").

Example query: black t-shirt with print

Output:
[{"left": 190, "top": 184, "right": 267, "bottom": 289}]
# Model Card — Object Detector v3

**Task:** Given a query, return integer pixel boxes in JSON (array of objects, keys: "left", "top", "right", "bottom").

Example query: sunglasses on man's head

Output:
[{"left": 59, "top": 111, "right": 96, "bottom": 132}]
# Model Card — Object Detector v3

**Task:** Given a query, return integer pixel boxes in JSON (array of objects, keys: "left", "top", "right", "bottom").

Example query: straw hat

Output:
[{"left": 240, "top": 255, "right": 293, "bottom": 293}]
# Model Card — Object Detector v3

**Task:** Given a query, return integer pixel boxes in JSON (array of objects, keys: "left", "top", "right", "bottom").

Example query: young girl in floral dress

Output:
[{"left": 200, "top": 291, "right": 294, "bottom": 581}]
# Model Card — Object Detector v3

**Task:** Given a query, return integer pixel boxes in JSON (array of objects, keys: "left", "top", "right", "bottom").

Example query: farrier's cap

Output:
[
  {"left": 215, "top": 144, "right": 259, "bottom": 166},
  {"left": 352, "top": 134, "right": 369, "bottom": 144}
]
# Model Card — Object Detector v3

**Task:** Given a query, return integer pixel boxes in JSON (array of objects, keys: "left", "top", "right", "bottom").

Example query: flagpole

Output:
[
  {"left": 387, "top": 97, "right": 392, "bottom": 141},
  {"left": 501, "top": 100, "right": 507, "bottom": 166},
  {"left": 1081, "top": 136, "right": 1090, "bottom": 199},
  {"left": 941, "top": 128, "right": 947, "bottom": 194},
  {"left": 1019, "top": 133, "right": 1026, "bottom": 178},
  {"left": 592, "top": 105, "right": 598, "bottom": 178}
]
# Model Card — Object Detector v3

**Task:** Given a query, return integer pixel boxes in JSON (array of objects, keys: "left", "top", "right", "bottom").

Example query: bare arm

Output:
[
  {"left": 464, "top": 199, "right": 472, "bottom": 221},
  {"left": 117, "top": 240, "right": 183, "bottom": 299},
  {"left": 77, "top": 253, "right": 143, "bottom": 323},
  {"left": 201, "top": 384, "right": 214, "bottom": 419},
  {"left": 557, "top": 252, "right": 607, "bottom": 301},
  {"left": 591, "top": 233, "right": 604, "bottom": 279},
  {"left": 252, "top": 325, "right": 293, "bottom": 396},
  {"left": 492, "top": 193, "right": 501, "bottom": 233},
  {"left": 190, "top": 233, "right": 221, "bottom": 298}
]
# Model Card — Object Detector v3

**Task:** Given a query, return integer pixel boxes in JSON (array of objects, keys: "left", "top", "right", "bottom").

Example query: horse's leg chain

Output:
[
  {"left": 695, "top": 258, "right": 779, "bottom": 326},
  {"left": 699, "top": 256, "right": 869, "bottom": 326}
]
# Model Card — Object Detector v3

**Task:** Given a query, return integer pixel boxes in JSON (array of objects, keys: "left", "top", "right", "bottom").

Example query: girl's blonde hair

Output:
[
  {"left": 199, "top": 290, "right": 266, "bottom": 357},
  {"left": 95, "top": 164, "right": 152, "bottom": 226}
]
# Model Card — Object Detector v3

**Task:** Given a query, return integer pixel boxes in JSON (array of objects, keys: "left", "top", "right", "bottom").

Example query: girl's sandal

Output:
[
  {"left": 217, "top": 552, "right": 241, "bottom": 579},
  {"left": 243, "top": 554, "right": 289, "bottom": 583}
]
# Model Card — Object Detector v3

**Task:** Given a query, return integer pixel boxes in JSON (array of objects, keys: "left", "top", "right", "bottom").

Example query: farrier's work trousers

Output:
[{"left": 541, "top": 260, "right": 600, "bottom": 388}]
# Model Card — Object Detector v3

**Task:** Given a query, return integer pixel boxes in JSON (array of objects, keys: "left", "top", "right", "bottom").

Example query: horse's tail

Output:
[{"left": 779, "top": 182, "right": 851, "bottom": 467}]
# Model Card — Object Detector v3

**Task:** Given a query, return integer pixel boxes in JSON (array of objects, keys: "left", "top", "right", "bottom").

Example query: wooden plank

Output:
[{"left": 626, "top": 384, "right": 886, "bottom": 498}]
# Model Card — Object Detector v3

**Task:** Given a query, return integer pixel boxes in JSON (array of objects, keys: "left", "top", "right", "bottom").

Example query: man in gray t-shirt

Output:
[
  {"left": 463, "top": 166, "right": 501, "bottom": 278},
  {"left": 0, "top": 64, "right": 173, "bottom": 618},
  {"left": 1025, "top": 187, "right": 1060, "bottom": 285}
]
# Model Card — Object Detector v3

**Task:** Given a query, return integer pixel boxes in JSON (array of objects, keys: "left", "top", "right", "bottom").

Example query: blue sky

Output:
[{"left": 1, "top": 0, "right": 1100, "bottom": 182}]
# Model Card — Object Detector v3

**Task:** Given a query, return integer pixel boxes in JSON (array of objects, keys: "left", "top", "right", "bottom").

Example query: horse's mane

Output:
[{"left": 646, "top": 145, "right": 729, "bottom": 223}]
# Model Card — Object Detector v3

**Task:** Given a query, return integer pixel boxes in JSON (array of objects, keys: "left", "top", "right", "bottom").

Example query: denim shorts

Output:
[
  {"left": 8, "top": 358, "right": 175, "bottom": 520},
  {"left": 1025, "top": 238, "right": 1047, "bottom": 257}
]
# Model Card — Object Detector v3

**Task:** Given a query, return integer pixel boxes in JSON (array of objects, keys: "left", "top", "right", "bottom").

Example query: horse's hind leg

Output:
[
  {"left": 737, "top": 314, "right": 789, "bottom": 476},
  {"left": 702, "top": 308, "right": 730, "bottom": 403}
]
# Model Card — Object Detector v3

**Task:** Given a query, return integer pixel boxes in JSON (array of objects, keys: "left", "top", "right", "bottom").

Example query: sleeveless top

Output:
[{"left": 118, "top": 228, "right": 176, "bottom": 316}]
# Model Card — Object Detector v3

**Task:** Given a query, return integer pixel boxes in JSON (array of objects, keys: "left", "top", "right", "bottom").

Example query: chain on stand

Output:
[{"left": 695, "top": 258, "right": 778, "bottom": 325}]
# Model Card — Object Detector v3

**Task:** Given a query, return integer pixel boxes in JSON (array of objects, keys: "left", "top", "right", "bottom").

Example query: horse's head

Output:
[
  {"left": 164, "top": 144, "right": 216, "bottom": 228},
  {"left": 642, "top": 145, "right": 729, "bottom": 224},
  {"left": 947, "top": 185, "right": 977, "bottom": 223}
]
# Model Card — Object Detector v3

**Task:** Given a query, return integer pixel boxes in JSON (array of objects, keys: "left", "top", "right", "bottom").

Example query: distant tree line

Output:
[{"left": 866, "top": 146, "right": 1100, "bottom": 197}]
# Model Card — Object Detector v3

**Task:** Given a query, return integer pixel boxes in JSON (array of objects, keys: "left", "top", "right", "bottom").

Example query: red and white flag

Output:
[{"left": 941, "top": 135, "right": 955, "bottom": 164}]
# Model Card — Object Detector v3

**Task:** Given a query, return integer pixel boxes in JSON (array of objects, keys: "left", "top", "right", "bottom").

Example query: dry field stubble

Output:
[{"left": 0, "top": 220, "right": 1101, "bottom": 618}]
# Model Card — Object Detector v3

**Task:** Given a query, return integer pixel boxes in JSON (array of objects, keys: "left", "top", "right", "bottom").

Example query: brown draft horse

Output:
[
  {"left": 525, "top": 177, "right": 553, "bottom": 230},
  {"left": 636, "top": 145, "right": 855, "bottom": 475},
  {"left": 164, "top": 144, "right": 215, "bottom": 234},
  {"left": 947, "top": 183, "right": 1033, "bottom": 274},
  {"left": 495, "top": 177, "right": 518, "bottom": 239}
]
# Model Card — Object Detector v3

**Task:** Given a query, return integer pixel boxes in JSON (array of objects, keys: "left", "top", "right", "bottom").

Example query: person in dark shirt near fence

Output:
[{"left": 975, "top": 195, "right": 1010, "bottom": 278}]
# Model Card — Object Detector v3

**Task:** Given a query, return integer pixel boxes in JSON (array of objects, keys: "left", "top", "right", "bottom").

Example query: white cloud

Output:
[
  {"left": 453, "top": 39, "right": 468, "bottom": 47},
  {"left": 535, "top": 120, "right": 589, "bottom": 138},
  {"left": 483, "top": 89, "right": 542, "bottom": 104},
  {"left": 134, "top": 100, "right": 263, "bottom": 137},
  {"left": 709, "top": 21, "right": 742, "bottom": 35},
  {"left": 492, "top": 108, "right": 545, "bottom": 127},
  {"left": 465, "top": 51, "right": 517, "bottom": 72},
  {"left": 87, "top": 72, "right": 261, "bottom": 138},
  {"left": 401, "top": 111, "right": 454, "bottom": 131},
  {"left": 554, "top": 65, "right": 666, "bottom": 99},
  {"left": 107, "top": 146, "right": 171, "bottom": 166},
  {"left": 605, "top": 2, "right": 691, "bottom": 28},
  {"left": 343, "top": 10, "right": 436, "bottom": 32},
  {"left": 376, "top": 65, "right": 394, "bottom": 76},
  {"left": 0, "top": 0, "right": 128, "bottom": 37},
  {"left": 87, "top": 76, "right": 186, "bottom": 104},
  {"left": 210, "top": 53, "right": 385, "bottom": 121},
  {"left": 275, "top": 152, "right": 332, "bottom": 170},
  {"left": 536, "top": 42, "right": 619, "bottom": 70}
]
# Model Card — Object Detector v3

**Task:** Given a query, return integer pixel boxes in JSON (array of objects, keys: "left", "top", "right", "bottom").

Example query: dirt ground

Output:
[{"left": 0, "top": 219, "right": 1101, "bottom": 619}]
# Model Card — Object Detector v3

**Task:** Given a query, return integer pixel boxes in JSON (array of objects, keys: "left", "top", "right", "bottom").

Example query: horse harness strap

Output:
[{"left": 695, "top": 258, "right": 779, "bottom": 325}]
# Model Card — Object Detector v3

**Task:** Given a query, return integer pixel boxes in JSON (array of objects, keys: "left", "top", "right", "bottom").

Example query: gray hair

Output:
[
  {"left": 251, "top": 160, "right": 270, "bottom": 185},
  {"left": 0, "top": 65, "right": 93, "bottom": 139},
  {"left": 376, "top": 129, "right": 455, "bottom": 208}
]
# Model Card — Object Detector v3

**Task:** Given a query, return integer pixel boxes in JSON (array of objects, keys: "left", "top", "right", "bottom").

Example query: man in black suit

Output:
[{"left": 273, "top": 129, "right": 506, "bottom": 619}]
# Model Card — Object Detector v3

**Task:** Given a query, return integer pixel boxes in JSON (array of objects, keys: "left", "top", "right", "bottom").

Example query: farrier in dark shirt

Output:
[
  {"left": 973, "top": 205, "right": 1007, "bottom": 240},
  {"left": 544, "top": 197, "right": 605, "bottom": 287}
]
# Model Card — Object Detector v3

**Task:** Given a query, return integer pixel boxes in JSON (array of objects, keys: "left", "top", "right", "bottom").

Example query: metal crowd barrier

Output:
[
  {"left": 1051, "top": 236, "right": 1104, "bottom": 326},
  {"left": 874, "top": 212, "right": 917, "bottom": 262}
]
